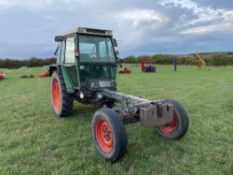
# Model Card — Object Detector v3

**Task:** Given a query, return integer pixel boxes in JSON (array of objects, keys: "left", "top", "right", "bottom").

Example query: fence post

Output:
[{"left": 173, "top": 57, "right": 177, "bottom": 72}]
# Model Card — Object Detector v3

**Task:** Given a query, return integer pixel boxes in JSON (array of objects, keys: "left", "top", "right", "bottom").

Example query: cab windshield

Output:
[{"left": 79, "top": 35, "right": 116, "bottom": 63}]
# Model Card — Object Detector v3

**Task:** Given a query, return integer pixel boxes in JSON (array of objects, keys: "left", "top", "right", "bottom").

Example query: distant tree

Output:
[
  {"left": 122, "top": 53, "right": 233, "bottom": 66},
  {"left": 0, "top": 57, "right": 56, "bottom": 68},
  {"left": 124, "top": 56, "right": 137, "bottom": 63}
]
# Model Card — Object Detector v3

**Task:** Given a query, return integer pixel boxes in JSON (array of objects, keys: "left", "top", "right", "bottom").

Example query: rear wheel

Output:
[
  {"left": 51, "top": 72, "right": 73, "bottom": 117},
  {"left": 155, "top": 99, "right": 189, "bottom": 140},
  {"left": 92, "top": 107, "right": 127, "bottom": 162}
]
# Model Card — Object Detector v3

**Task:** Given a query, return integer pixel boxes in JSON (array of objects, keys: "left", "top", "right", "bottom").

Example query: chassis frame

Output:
[{"left": 100, "top": 89, "right": 175, "bottom": 128}]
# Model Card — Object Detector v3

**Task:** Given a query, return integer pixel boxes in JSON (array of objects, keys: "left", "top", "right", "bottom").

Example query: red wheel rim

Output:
[
  {"left": 52, "top": 79, "right": 61, "bottom": 111},
  {"left": 160, "top": 112, "right": 177, "bottom": 134},
  {"left": 95, "top": 119, "right": 113, "bottom": 153}
]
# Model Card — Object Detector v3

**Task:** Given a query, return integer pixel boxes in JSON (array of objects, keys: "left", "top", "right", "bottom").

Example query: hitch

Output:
[{"left": 140, "top": 102, "right": 174, "bottom": 128}]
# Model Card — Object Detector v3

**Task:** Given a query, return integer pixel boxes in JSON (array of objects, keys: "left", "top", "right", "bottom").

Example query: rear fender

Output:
[{"left": 48, "top": 65, "right": 57, "bottom": 76}]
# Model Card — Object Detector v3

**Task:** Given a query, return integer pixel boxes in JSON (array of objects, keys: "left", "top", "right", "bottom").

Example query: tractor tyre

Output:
[
  {"left": 92, "top": 107, "right": 127, "bottom": 162},
  {"left": 51, "top": 71, "right": 73, "bottom": 117},
  {"left": 155, "top": 99, "right": 189, "bottom": 140}
]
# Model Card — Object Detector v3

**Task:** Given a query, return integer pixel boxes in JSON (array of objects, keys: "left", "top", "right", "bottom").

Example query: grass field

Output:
[{"left": 0, "top": 65, "right": 232, "bottom": 175}]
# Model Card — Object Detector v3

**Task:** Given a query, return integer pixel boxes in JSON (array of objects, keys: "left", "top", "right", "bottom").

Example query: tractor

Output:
[{"left": 49, "top": 27, "right": 189, "bottom": 162}]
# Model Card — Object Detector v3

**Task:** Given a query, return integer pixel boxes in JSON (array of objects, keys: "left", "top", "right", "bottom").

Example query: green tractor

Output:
[{"left": 49, "top": 27, "right": 189, "bottom": 162}]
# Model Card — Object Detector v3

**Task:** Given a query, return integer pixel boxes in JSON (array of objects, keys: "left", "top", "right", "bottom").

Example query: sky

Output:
[{"left": 0, "top": 0, "right": 233, "bottom": 59}]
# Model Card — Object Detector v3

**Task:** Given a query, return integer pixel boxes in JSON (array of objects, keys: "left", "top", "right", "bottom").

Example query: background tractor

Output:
[{"left": 49, "top": 27, "right": 189, "bottom": 162}]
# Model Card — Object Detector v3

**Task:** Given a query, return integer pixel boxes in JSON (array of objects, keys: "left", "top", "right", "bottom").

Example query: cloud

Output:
[
  {"left": 113, "top": 8, "right": 170, "bottom": 52},
  {"left": 117, "top": 8, "right": 169, "bottom": 26},
  {"left": 0, "top": 0, "right": 97, "bottom": 10},
  {"left": 160, "top": 0, "right": 199, "bottom": 12},
  {"left": 182, "top": 17, "right": 233, "bottom": 35},
  {"left": 193, "top": 0, "right": 233, "bottom": 10},
  {"left": 160, "top": 0, "right": 233, "bottom": 35},
  {"left": 0, "top": 0, "right": 54, "bottom": 9},
  {"left": 182, "top": 24, "right": 219, "bottom": 34},
  {"left": 0, "top": 0, "right": 233, "bottom": 58}
]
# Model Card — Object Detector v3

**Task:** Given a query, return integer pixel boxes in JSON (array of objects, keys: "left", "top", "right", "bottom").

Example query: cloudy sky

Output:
[{"left": 0, "top": 0, "right": 233, "bottom": 59}]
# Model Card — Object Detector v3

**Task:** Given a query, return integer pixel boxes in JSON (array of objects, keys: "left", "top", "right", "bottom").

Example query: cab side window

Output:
[
  {"left": 55, "top": 43, "right": 61, "bottom": 64},
  {"left": 65, "top": 37, "right": 75, "bottom": 64},
  {"left": 98, "top": 41, "right": 107, "bottom": 58},
  {"left": 60, "top": 41, "right": 65, "bottom": 63}
]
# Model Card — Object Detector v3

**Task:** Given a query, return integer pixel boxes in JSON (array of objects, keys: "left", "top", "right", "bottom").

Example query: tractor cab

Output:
[{"left": 53, "top": 27, "right": 118, "bottom": 94}]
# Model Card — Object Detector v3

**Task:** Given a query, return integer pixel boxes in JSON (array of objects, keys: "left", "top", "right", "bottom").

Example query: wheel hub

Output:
[
  {"left": 96, "top": 119, "right": 113, "bottom": 153},
  {"left": 160, "top": 113, "right": 177, "bottom": 134},
  {"left": 52, "top": 78, "right": 61, "bottom": 111}
]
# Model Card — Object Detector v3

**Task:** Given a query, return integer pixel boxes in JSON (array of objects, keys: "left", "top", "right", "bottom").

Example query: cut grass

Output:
[{"left": 0, "top": 65, "right": 232, "bottom": 175}]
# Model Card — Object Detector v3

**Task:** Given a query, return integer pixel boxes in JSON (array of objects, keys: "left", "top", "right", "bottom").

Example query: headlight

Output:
[{"left": 79, "top": 92, "right": 84, "bottom": 99}]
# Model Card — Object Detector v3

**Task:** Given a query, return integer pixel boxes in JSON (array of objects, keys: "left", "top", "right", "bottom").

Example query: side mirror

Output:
[
  {"left": 115, "top": 50, "right": 119, "bottom": 57},
  {"left": 115, "top": 50, "right": 121, "bottom": 64},
  {"left": 113, "top": 38, "right": 118, "bottom": 47},
  {"left": 55, "top": 35, "right": 64, "bottom": 42},
  {"left": 54, "top": 46, "right": 59, "bottom": 56}
]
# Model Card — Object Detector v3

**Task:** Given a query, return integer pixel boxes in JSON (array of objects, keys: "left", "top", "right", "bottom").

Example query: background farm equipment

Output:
[
  {"left": 0, "top": 72, "right": 6, "bottom": 80},
  {"left": 20, "top": 74, "right": 35, "bottom": 78},
  {"left": 49, "top": 27, "right": 189, "bottom": 162},
  {"left": 20, "top": 70, "right": 50, "bottom": 78},
  {"left": 118, "top": 67, "right": 131, "bottom": 74},
  {"left": 141, "top": 60, "right": 156, "bottom": 73},
  {"left": 38, "top": 73, "right": 50, "bottom": 77},
  {"left": 194, "top": 53, "right": 206, "bottom": 69}
]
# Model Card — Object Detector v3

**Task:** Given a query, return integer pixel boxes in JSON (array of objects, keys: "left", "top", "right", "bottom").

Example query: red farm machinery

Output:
[
  {"left": 118, "top": 67, "right": 131, "bottom": 74},
  {"left": 0, "top": 72, "right": 6, "bottom": 80},
  {"left": 141, "top": 60, "right": 156, "bottom": 73}
]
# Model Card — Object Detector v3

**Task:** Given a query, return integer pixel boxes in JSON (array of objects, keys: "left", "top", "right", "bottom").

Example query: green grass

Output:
[{"left": 0, "top": 65, "right": 232, "bottom": 175}]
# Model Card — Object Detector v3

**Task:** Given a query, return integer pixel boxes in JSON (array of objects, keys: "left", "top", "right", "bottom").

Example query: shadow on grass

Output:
[{"left": 69, "top": 103, "right": 99, "bottom": 119}]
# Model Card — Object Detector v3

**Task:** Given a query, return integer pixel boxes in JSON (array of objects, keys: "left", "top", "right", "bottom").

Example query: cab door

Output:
[{"left": 60, "top": 36, "right": 80, "bottom": 93}]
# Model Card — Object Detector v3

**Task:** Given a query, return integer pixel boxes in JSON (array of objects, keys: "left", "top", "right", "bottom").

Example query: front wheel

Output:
[
  {"left": 92, "top": 107, "right": 127, "bottom": 162},
  {"left": 155, "top": 99, "right": 189, "bottom": 140}
]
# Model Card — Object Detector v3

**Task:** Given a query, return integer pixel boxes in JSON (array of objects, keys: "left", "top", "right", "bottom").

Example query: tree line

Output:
[
  {"left": 0, "top": 57, "right": 56, "bottom": 69},
  {"left": 1, "top": 53, "right": 233, "bottom": 68},
  {"left": 123, "top": 53, "right": 233, "bottom": 66}
]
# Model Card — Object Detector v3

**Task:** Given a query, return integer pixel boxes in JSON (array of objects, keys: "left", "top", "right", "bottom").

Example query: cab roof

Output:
[{"left": 63, "top": 27, "right": 113, "bottom": 37}]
